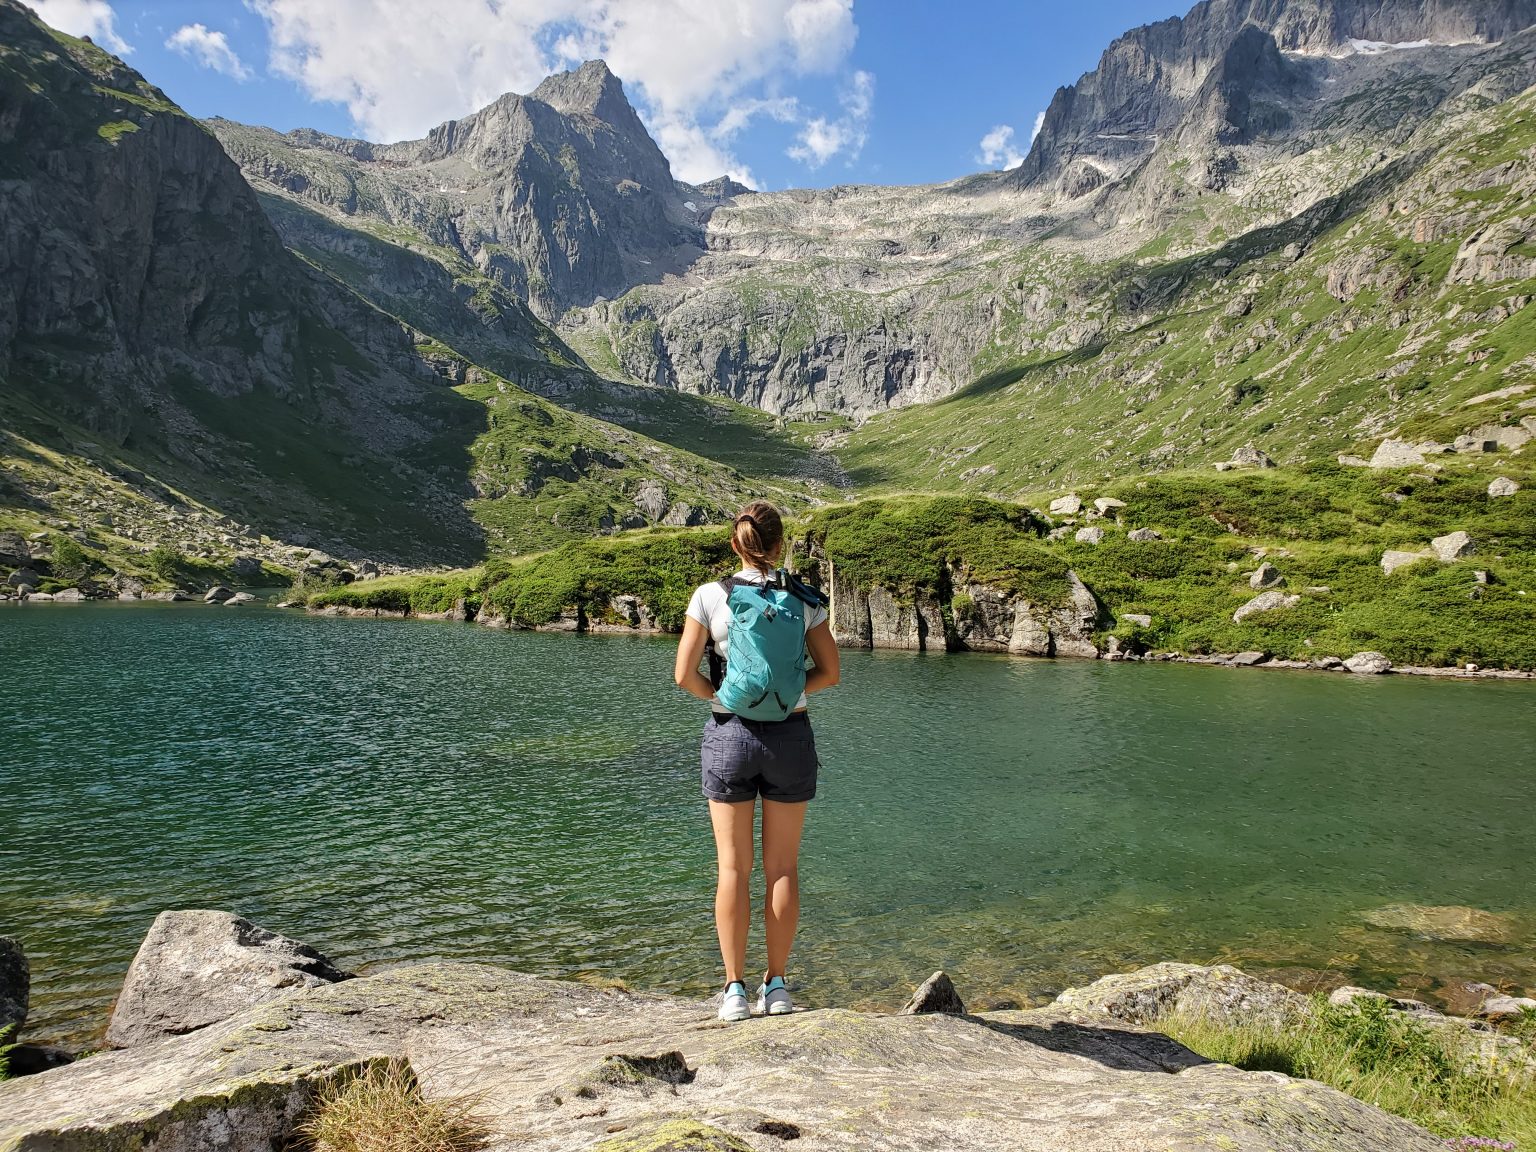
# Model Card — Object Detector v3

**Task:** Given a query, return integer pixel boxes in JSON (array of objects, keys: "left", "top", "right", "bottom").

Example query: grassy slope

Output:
[
  {"left": 839, "top": 90, "right": 1536, "bottom": 496},
  {"left": 311, "top": 452, "right": 1536, "bottom": 669}
]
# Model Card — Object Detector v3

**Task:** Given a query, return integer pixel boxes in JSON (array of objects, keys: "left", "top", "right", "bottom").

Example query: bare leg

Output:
[
  {"left": 708, "top": 799, "right": 756, "bottom": 984},
  {"left": 761, "top": 799, "right": 808, "bottom": 979}
]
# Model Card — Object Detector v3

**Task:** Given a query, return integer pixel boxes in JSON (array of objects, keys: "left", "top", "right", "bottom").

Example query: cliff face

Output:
[{"left": 1014, "top": 0, "right": 1536, "bottom": 189}]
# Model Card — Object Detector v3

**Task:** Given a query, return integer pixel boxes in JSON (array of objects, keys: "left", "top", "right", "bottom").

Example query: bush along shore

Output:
[
  {"left": 3, "top": 914, "right": 1536, "bottom": 1150},
  {"left": 302, "top": 460, "right": 1536, "bottom": 676}
]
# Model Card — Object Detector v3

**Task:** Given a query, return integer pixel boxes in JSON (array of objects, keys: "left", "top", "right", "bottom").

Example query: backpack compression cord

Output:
[{"left": 712, "top": 570, "right": 822, "bottom": 721}]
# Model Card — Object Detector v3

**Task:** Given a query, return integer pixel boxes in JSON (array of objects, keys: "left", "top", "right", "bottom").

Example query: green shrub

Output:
[
  {"left": 145, "top": 544, "right": 184, "bottom": 582},
  {"left": 1162, "top": 995, "right": 1536, "bottom": 1145},
  {"left": 50, "top": 535, "right": 94, "bottom": 583}
]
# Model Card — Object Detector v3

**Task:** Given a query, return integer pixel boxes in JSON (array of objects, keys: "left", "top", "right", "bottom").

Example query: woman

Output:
[{"left": 673, "top": 501, "right": 841, "bottom": 1021}]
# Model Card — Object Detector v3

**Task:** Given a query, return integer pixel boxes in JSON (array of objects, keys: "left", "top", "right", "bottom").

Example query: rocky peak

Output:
[
  {"left": 529, "top": 59, "right": 636, "bottom": 127},
  {"left": 1015, "top": 0, "right": 1536, "bottom": 189}
]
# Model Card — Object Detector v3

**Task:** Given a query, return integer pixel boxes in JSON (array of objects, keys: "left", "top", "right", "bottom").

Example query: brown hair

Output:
[{"left": 731, "top": 501, "right": 784, "bottom": 572}]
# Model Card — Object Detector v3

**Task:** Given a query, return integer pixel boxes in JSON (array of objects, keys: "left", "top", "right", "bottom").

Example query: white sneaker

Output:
[
  {"left": 718, "top": 981, "right": 750, "bottom": 1022},
  {"left": 758, "top": 975, "right": 792, "bottom": 1016}
]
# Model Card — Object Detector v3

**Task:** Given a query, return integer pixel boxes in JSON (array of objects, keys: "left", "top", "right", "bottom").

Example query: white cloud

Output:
[
  {"left": 787, "top": 69, "right": 873, "bottom": 169},
  {"left": 166, "top": 23, "right": 253, "bottom": 81},
  {"left": 29, "top": 0, "right": 131, "bottom": 54},
  {"left": 250, "top": 0, "right": 863, "bottom": 184},
  {"left": 1030, "top": 110, "right": 1046, "bottom": 142},
  {"left": 977, "top": 124, "right": 1024, "bottom": 170}
]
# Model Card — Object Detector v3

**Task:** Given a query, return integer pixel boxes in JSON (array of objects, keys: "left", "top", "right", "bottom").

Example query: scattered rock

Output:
[
  {"left": 1380, "top": 549, "right": 1430, "bottom": 575},
  {"left": 1327, "top": 987, "right": 1436, "bottom": 1015},
  {"left": 1093, "top": 497, "right": 1127, "bottom": 516},
  {"left": 1122, "top": 613, "right": 1152, "bottom": 628},
  {"left": 1055, "top": 962, "right": 1307, "bottom": 1028},
  {"left": 0, "top": 936, "right": 26, "bottom": 1032},
  {"left": 1311, "top": 656, "right": 1345, "bottom": 670},
  {"left": 1344, "top": 651, "right": 1392, "bottom": 675},
  {"left": 1360, "top": 904, "right": 1517, "bottom": 944},
  {"left": 1230, "top": 651, "right": 1268, "bottom": 666},
  {"left": 1488, "top": 476, "right": 1520, "bottom": 497},
  {"left": 1430, "top": 531, "right": 1475, "bottom": 562},
  {"left": 1214, "top": 461, "right": 1234, "bottom": 472},
  {"left": 1453, "top": 435, "right": 1497, "bottom": 454},
  {"left": 1048, "top": 494, "right": 1082, "bottom": 516},
  {"left": 1248, "top": 562, "right": 1283, "bottom": 590},
  {"left": 1369, "top": 439, "right": 1425, "bottom": 468},
  {"left": 1478, "top": 995, "right": 1536, "bottom": 1021},
  {"left": 1126, "top": 528, "right": 1162, "bottom": 542},
  {"left": 1074, "top": 526, "right": 1105, "bottom": 545},
  {"left": 203, "top": 585, "right": 234, "bottom": 603},
  {"left": 1232, "top": 590, "right": 1300, "bottom": 623},
  {"left": 51, "top": 587, "right": 84, "bottom": 602},
  {"left": 227, "top": 591, "right": 257, "bottom": 604},
  {"left": 900, "top": 971, "right": 966, "bottom": 1016},
  {"left": 105, "top": 910, "right": 352, "bottom": 1048},
  {"left": 1230, "top": 446, "right": 1275, "bottom": 468},
  {"left": 633, "top": 480, "right": 669, "bottom": 522},
  {"left": 1338, "top": 455, "right": 1371, "bottom": 467}
]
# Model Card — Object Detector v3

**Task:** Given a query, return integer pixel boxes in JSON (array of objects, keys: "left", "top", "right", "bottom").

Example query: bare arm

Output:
[
  {"left": 673, "top": 616, "right": 717, "bottom": 702},
  {"left": 804, "top": 620, "right": 841, "bottom": 695}
]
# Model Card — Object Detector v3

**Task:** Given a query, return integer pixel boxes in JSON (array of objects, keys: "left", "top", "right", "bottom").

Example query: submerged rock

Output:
[
  {"left": 0, "top": 960, "right": 1446, "bottom": 1152},
  {"left": 106, "top": 910, "right": 352, "bottom": 1048},
  {"left": 1360, "top": 904, "right": 1518, "bottom": 944},
  {"left": 0, "top": 935, "right": 26, "bottom": 1032}
]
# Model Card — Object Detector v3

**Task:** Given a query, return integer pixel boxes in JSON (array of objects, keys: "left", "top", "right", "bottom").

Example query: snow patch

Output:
[{"left": 1341, "top": 37, "right": 1435, "bottom": 56}]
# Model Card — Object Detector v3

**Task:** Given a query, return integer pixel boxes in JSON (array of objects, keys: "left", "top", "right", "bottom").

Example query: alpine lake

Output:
[{"left": 4, "top": 600, "right": 1536, "bottom": 1046}]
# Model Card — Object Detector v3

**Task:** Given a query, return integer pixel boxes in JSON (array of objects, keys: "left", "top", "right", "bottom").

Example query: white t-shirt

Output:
[{"left": 685, "top": 568, "right": 829, "bottom": 714}]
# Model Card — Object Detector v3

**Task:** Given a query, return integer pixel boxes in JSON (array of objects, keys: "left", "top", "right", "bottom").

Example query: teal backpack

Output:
[{"left": 709, "top": 570, "right": 828, "bottom": 721}]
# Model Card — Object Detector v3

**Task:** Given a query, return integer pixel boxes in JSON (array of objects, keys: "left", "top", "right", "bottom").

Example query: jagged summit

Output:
[
  {"left": 529, "top": 59, "right": 639, "bottom": 128},
  {"left": 1014, "top": 0, "right": 1536, "bottom": 188}
]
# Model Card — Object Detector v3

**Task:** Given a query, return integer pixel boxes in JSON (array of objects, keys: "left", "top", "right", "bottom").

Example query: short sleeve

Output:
[
  {"left": 806, "top": 602, "right": 829, "bottom": 631},
  {"left": 685, "top": 584, "right": 710, "bottom": 627}
]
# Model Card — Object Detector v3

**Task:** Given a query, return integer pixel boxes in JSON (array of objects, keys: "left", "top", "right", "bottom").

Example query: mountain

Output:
[
  {"left": 0, "top": 2, "right": 811, "bottom": 571},
  {"left": 3, "top": 0, "right": 1536, "bottom": 586}
]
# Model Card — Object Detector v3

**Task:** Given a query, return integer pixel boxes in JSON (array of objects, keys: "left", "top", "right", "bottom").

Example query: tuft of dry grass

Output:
[{"left": 298, "top": 1060, "right": 491, "bottom": 1152}]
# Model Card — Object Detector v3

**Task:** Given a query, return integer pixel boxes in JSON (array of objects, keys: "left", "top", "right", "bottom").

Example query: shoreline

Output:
[{"left": 299, "top": 599, "right": 1536, "bottom": 681}]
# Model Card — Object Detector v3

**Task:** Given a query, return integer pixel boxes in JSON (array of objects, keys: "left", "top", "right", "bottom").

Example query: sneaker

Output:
[
  {"left": 758, "top": 975, "right": 792, "bottom": 1016},
  {"left": 718, "top": 981, "right": 750, "bottom": 1022}
]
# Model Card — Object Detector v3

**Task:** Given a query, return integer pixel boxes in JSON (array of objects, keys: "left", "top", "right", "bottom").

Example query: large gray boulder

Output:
[
  {"left": 1248, "top": 562, "right": 1283, "bottom": 589},
  {"left": 900, "top": 971, "right": 966, "bottom": 1016},
  {"left": 1054, "top": 962, "right": 1308, "bottom": 1028},
  {"left": 1344, "top": 651, "right": 1392, "bottom": 675},
  {"left": 1488, "top": 476, "right": 1520, "bottom": 498},
  {"left": 1430, "top": 531, "right": 1474, "bottom": 562},
  {"left": 1369, "top": 439, "right": 1426, "bottom": 468},
  {"left": 0, "top": 936, "right": 27, "bottom": 1032},
  {"left": 105, "top": 910, "right": 351, "bottom": 1048},
  {"left": 1380, "top": 549, "right": 1429, "bottom": 575},
  {"left": 0, "top": 962, "right": 1446, "bottom": 1152},
  {"left": 1232, "top": 589, "right": 1300, "bottom": 623}
]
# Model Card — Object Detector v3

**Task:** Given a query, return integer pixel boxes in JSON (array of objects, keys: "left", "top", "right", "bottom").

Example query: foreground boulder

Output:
[
  {"left": 900, "top": 970, "right": 966, "bottom": 1015},
  {"left": 1054, "top": 962, "right": 1307, "bottom": 1028},
  {"left": 0, "top": 961, "right": 1445, "bottom": 1151},
  {"left": 0, "top": 935, "right": 26, "bottom": 1031},
  {"left": 105, "top": 910, "right": 351, "bottom": 1048}
]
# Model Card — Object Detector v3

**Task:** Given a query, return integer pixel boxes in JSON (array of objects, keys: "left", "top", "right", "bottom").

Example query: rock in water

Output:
[
  {"left": 1488, "top": 476, "right": 1520, "bottom": 497},
  {"left": 203, "top": 586, "right": 234, "bottom": 603},
  {"left": 0, "top": 936, "right": 27, "bottom": 1032},
  {"left": 901, "top": 971, "right": 966, "bottom": 1015},
  {"left": 1360, "top": 904, "right": 1516, "bottom": 944},
  {"left": 1054, "top": 962, "right": 1307, "bottom": 1028},
  {"left": 1344, "top": 651, "right": 1392, "bottom": 675},
  {"left": 105, "top": 910, "right": 351, "bottom": 1048},
  {"left": 1430, "top": 531, "right": 1474, "bottom": 561},
  {"left": 1232, "top": 590, "right": 1300, "bottom": 623}
]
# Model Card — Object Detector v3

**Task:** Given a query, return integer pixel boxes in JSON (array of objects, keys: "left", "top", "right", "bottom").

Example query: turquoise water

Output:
[{"left": 3, "top": 601, "right": 1536, "bottom": 1044}]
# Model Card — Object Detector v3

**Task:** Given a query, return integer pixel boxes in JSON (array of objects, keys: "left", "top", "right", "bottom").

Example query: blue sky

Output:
[{"left": 34, "top": 0, "right": 1193, "bottom": 189}]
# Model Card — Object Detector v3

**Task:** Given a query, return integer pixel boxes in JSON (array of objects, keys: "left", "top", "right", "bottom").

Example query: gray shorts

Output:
[{"left": 701, "top": 712, "right": 819, "bottom": 804}]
